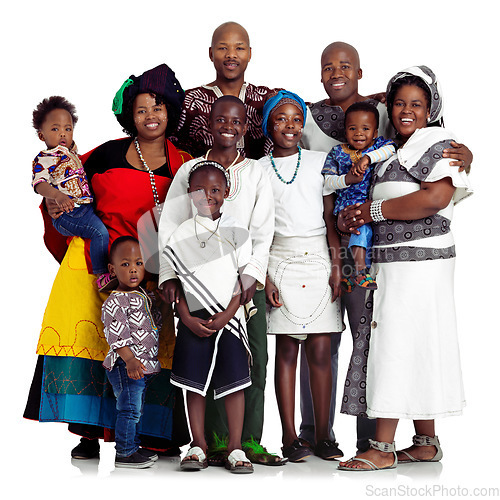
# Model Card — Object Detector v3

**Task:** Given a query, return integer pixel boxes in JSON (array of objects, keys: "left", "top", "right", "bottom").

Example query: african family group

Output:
[{"left": 25, "top": 21, "right": 473, "bottom": 474}]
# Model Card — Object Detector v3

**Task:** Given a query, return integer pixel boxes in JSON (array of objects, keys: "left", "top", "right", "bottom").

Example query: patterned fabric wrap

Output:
[
  {"left": 341, "top": 290, "right": 373, "bottom": 417},
  {"left": 262, "top": 90, "right": 307, "bottom": 138},
  {"left": 32, "top": 144, "right": 93, "bottom": 204},
  {"left": 386, "top": 65, "right": 443, "bottom": 125},
  {"left": 372, "top": 245, "right": 456, "bottom": 264},
  {"left": 370, "top": 139, "right": 455, "bottom": 248}
]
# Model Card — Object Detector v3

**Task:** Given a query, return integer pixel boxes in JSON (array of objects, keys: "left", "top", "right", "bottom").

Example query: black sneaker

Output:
[
  {"left": 71, "top": 438, "right": 100, "bottom": 459},
  {"left": 314, "top": 440, "right": 344, "bottom": 460},
  {"left": 281, "top": 440, "right": 312, "bottom": 462},
  {"left": 138, "top": 448, "right": 159, "bottom": 462},
  {"left": 115, "top": 451, "right": 155, "bottom": 469}
]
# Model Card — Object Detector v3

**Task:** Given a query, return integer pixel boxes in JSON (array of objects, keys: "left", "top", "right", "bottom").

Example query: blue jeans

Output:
[
  {"left": 52, "top": 204, "right": 109, "bottom": 274},
  {"left": 106, "top": 359, "right": 150, "bottom": 457},
  {"left": 348, "top": 223, "right": 373, "bottom": 267}
]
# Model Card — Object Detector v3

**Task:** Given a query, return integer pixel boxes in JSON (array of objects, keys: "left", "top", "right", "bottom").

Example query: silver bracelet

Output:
[{"left": 370, "top": 199, "right": 386, "bottom": 222}]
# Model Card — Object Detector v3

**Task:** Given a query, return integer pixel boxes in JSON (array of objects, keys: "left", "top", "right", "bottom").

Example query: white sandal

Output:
[
  {"left": 338, "top": 439, "right": 397, "bottom": 471},
  {"left": 224, "top": 449, "right": 254, "bottom": 474},
  {"left": 181, "top": 446, "right": 208, "bottom": 470},
  {"left": 398, "top": 434, "right": 443, "bottom": 463}
]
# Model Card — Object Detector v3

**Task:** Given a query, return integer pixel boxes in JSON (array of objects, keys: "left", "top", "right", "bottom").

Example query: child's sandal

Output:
[
  {"left": 340, "top": 277, "right": 355, "bottom": 293},
  {"left": 352, "top": 268, "right": 378, "bottom": 290}
]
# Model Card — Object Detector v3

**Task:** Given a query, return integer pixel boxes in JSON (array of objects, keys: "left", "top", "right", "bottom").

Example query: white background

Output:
[{"left": 3, "top": 0, "right": 497, "bottom": 497}]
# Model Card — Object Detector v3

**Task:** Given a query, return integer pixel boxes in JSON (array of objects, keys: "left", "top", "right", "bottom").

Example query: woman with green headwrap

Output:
[{"left": 24, "top": 64, "right": 192, "bottom": 460}]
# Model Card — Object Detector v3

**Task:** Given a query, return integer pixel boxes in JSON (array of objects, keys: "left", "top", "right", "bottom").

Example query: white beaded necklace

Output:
[{"left": 134, "top": 139, "right": 161, "bottom": 212}]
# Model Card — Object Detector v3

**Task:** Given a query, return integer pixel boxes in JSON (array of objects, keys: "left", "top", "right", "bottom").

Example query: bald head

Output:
[
  {"left": 321, "top": 41, "right": 360, "bottom": 68},
  {"left": 211, "top": 22, "right": 250, "bottom": 47}
]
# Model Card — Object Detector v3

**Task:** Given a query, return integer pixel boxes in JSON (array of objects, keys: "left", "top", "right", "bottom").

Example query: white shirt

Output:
[
  {"left": 259, "top": 149, "right": 328, "bottom": 238},
  {"left": 158, "top": 156, "right": 275, "bottom": 286}
]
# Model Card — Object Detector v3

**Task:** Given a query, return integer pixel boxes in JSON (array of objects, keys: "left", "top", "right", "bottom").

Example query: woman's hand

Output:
[
  {"left": 337, "top": 203, "right": 369, "bottom": 234},
  {"left": 45, "top": 198, "right": 64, "bottom": 219},
  {"left": 265, "top": 277, "right": 282, "bottom": 308},
  {"left": 158, "top": 279, "right": 182, "bottom": 304},
  {"left": 442, "top": 141, "right": 473, "bottom": 172},
  {"left": 54, "top": 192, "right": 75, "bottom": 213}
]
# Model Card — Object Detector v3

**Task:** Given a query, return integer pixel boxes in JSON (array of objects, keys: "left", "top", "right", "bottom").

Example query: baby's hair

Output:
[
  {"left": 109, "top": 235, "right": 140, "bottom": 263},
  {"left": 209, "top": 95, "right": 247, "bottom": 122},
  {"left": 188, "top": 160, "right": 231, "bottom": 189},
  {"left": 345, "top": 102, "right": 380, "bottom": 129},
  {"left": 386, "top": 75, "right": 431, "bottom": 126},
  {"left": 32, "top": 96, "right": 78, "bottom": 131}
]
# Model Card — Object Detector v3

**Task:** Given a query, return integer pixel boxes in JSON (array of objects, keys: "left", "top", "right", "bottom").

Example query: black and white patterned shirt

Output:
[{"left": 102, "top": 288, "right": 160, "bottom": 373}]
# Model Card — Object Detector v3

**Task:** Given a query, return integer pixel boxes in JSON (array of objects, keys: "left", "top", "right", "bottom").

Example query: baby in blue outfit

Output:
[{"left": 322, "top": 102, "right": 395, "bottom": 291}]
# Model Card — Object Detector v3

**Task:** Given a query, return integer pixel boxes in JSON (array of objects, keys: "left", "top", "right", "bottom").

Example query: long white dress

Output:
[{"left": 364, "top": 127, "right": 473, "bottom": 419}]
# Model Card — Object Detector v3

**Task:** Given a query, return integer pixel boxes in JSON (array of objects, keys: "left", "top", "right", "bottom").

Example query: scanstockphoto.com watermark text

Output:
[{"left": 366, "top": 484, "right": 499, "bottom": 497}]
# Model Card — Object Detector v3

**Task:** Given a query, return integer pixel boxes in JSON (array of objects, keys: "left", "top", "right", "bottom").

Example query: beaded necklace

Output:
[
  {"left": 134, "top": 139, "right": 162, "bottom": 212},
  {"left": 269, "top": 146, "right": 301, "bottom": 184}
]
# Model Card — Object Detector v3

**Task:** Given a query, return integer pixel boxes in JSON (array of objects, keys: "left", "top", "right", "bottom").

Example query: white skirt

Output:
[
  {"left": 366, "top": 258, "right": 466, "bottom": 419},
  {"left": 266, "top": 235, "right": 343, "bottom": 336}
]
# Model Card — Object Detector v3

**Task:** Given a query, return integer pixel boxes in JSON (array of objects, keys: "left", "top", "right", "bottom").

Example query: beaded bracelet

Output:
[{"left": 370, "top": 199, "right": 386, "bottom": 222}]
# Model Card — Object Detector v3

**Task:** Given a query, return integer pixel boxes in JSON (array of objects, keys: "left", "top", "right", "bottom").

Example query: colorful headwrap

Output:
[
  {"left": 262, "top": 90, "right": 307, "bottom": 138},
  {"left": 188, "top": 160, "right": 231, "bottom": 189},
  {"left": 386, "top": 65, "right": 444, "bottom": 125},
  {"left": 112, "top": 63, "right": 185, "bottom": 120}
]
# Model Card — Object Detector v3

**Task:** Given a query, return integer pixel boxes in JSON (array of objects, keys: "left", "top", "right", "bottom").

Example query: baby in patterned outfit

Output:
[
  {"left": 322, "top": 102, "right": 395, "bottom": 291},
  {"left": 31, "top": 96, "right": 111, "bottom": 290}
]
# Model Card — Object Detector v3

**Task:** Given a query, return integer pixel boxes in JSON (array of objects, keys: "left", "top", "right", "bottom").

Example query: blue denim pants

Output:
[
  {"left": 106, "top": 359, "right": 150, "bottom": 457},
  {"left": 52, "top": 203, "right": 109, "bottom": 274}
]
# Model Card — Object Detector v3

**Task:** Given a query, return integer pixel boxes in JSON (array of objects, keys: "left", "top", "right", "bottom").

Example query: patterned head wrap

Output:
[
  {"left": 386, "top": 65, "right": 443, "bottom": 125},
  {"left": 188, "top": 160, "right": 231, "bottom": 189},
  {"left": 112, "top": 64, "right": 185, "bottom": 129},
  {"left": 262, "top": 90, "right": 307, "bottom": 138}
]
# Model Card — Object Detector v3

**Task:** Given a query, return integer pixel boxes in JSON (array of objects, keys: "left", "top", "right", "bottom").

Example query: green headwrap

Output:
[{"left": 112, "top": 78, "right": 134, "bottom": 115}]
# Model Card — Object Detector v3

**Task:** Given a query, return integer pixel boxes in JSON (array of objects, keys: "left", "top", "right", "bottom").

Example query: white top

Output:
[
  {"left": 158, "top": 156, "right": 275, "bottom": 286},
  {"left": 258, "top": 149, "right": 328, "bottom": 238},
  {"left": 372, "top": 127, "right": 473, "bottom": 251},
  {"left": 301, "top": 101, "right": 393, "bottom": 153}
]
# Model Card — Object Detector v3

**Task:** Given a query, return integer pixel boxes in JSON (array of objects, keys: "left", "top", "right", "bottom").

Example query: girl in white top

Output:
[{"left": 259, "top": 90, "right": 343, "bottom": 463}]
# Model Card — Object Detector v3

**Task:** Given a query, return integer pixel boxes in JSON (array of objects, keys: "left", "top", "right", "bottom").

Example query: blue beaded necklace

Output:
[{"left": 269, "top": 146, "right": 301, "bottom": 185}]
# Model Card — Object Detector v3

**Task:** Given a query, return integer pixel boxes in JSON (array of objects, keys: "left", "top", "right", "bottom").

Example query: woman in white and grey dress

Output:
[{"left": 338, "top": 66, "right": 472, "bottom": 471}]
